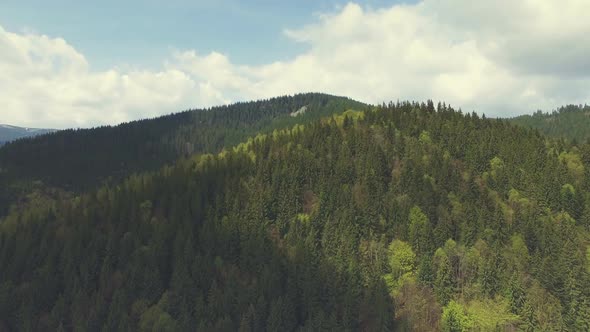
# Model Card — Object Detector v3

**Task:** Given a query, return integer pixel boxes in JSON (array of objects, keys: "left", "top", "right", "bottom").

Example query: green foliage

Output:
[
  {"left": 509, "top": 104, "right": 590, "bottom": 142},
  {"left": 0, "top": 99, "right": 589, "bottom": 330},
  {"left": 408, "top": 206, "right": 431, "bottom": 255},
  {"left": 434, "top": 249, "right": 454, "bottom": 305},
  {"left": 332, "top": 109, "right": 365, "bottom": 126},
  {"left": 388, "top": 240, "right": 416, "bottom": 279},
  {"left": 503, "top": 234, "right": 529, "bottom": 273},
  {"left": 465, "top": 297, "right": 519, "bottom": 330},
  {"left": 418, "top": 130, "right": 432, "bottom": 145},
  {"left": 385, "top": 240, "right": 417, "bottom": 297},
  {"left": 559, "top": 150, "right": 585, "bottom": 180},
  {"left": 138, "top": 293, "right": 176, "bottom": 331},
  {"left": 489, "top": 156, "right": 504, "bottom": 175},
  {"left": 441, "top": 300, "right": 472, "bottom": 332},
  {"left": 525, "top": 280, "right": 565, "bottom": 331}
]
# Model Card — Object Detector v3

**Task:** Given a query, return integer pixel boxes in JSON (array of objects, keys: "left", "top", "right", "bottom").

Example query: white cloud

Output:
[
  {"left": 0, "top": 26, "right": 218, "bottom": 128},
  {"left": 1, "top": 0, "right": 590, "bottom": 128}
]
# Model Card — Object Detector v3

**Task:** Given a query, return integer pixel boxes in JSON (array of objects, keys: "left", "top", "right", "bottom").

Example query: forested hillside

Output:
[
  {"left": 1, "top": 101, "right": 589, "bottom": 331},
  {"left": 509, "top": 104, "right": 590, "bottom": 142},
  {"left": 0, "top": 93, "right": 366, "bottom": 216}
]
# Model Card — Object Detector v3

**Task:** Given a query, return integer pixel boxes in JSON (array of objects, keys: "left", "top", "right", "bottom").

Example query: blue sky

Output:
[
  {"left": 0, "top": 0, "right": 589, "bottom": 128},
  {"left": 0, "top": 0, "right": 411, "bottom": 70}
]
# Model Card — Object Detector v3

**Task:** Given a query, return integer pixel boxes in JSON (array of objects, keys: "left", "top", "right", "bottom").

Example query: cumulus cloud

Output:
[
  {"left": 0, "top": 26, "right": 220, "bottom": 128},
  {"left": 1, "top": 0, "right": 590, "bottom": 128}
]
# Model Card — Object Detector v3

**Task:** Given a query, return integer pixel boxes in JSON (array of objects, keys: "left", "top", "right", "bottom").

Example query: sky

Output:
[{"left": 1, "top": 0, "right": 589, "bottom": 129}]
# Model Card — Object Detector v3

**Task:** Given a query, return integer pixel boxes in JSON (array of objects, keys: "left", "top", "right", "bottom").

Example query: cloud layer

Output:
[{"left": 1, "top": 0, "right": 590, "bottom": 128}]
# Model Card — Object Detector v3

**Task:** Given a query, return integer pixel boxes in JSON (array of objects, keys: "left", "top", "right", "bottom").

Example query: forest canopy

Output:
[
  {"left": 509, "top": 104, "right": 590, "bottom": 143},
  {"left": 1, "top": 98, "right": 590, "bottom": 331}
]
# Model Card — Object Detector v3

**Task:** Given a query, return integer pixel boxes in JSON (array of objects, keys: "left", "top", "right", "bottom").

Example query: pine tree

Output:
[{"left": 435, "top": 251, "right": 454, "bottom": 305}]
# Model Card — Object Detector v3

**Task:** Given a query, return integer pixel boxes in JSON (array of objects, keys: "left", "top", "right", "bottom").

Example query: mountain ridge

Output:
[
  {"left": 0, "top": 93, "right": 367, "bottom": 215},
  {"left": 1, "top": 100, "right": 589, "bottom": 330},
  {"left": 1, "top": 96, "right": 590, "bottom": 331},
  {"left": 507, "top": 104, "right": 590, "bottom": 142},
  {"left": 0, "top": 124, "right": 55, "bottom": 145}
]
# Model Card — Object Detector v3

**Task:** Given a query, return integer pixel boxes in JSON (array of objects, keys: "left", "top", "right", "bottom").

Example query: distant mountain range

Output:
[
  {"left": 0, "top": 124, "right": 55, "bottom": 145},
  {"left": 508, "top": 104, "right": 590, "bottom": 142}
]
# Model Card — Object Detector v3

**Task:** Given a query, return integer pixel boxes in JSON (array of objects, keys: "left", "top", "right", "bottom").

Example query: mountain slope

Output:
[
  {"left": 508, "top": 104, "right": 590, "bottom": 142},
  {"left": 0, "top": 124, "right": 55, "bottom": 145},
  {"left": 0, "top": 93, "right": 367, "bottom": 215},
  {"left": 1, "top": 101, "right": 589, "bottom": 331}
]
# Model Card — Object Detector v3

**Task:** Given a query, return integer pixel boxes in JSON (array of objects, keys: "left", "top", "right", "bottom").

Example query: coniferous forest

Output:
[
  {"left": 1, "top": 95, "right": 590, "bottom": 331},
  {"left": 0, "top": 94, "right": 366, "bottom": 216},
  {"left": 509, "top": 104, "right": 590, "bottom": 143}
]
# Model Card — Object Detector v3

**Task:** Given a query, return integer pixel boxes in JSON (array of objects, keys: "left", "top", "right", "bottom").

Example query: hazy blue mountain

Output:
[{"left": 0, "top": 124, "right": 55, "bottom": 145}]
